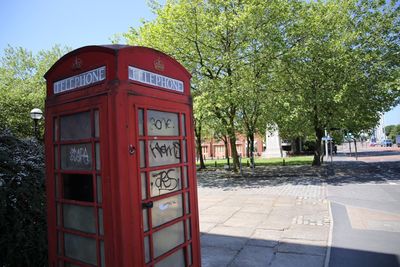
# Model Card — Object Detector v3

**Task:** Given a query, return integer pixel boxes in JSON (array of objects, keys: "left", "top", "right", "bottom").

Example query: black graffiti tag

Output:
[
  {"left": 152, "top": 169, "right": 179, "bottom": 193},
  {"left": 150, "top": 117, "right": 174, "bottom": 131},
  {"left": 150, "top": 141, "right": 180, "bottom": 159}
]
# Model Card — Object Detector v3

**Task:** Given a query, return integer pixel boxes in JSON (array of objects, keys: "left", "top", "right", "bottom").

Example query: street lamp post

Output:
[{"left": 30, "top": 108, "right": 43, "bottom": 139}]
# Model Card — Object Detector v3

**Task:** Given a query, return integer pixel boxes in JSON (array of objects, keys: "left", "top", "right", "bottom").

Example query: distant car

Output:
[
  {"left": 369, "top": 142, "right": 376, "bottom": 147},
  {"left": 381, "top": 139, "right": 393, "bottom": 147}
]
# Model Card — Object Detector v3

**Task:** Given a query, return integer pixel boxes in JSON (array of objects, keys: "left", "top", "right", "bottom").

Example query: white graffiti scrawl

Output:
[{"left": 69, "top": 147, "right": 90, "bottom": 165}]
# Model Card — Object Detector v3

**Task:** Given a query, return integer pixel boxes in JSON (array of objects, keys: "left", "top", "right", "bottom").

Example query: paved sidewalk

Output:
[{"left": 197, "top": 166, "right": 331, "bottom": 267}]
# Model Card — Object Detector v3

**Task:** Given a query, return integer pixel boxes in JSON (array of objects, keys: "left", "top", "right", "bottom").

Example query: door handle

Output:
[
  {"left": 128, "top": 144, "right": 136, "bottom": 155},
  {"left": 142, "top": 201, "right": 153, "bottom": 209}
]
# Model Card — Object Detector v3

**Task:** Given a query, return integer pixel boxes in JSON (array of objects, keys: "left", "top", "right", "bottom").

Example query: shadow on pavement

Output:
[
  {"left": 196, "top": 161, "right": 400, "bottom": 189},
  {"left": 200, "top": 233, "right": 400, "bottom": 267}
]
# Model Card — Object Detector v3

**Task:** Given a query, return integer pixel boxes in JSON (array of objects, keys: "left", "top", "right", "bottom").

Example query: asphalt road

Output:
[{"left": 327, "top": 147, "right": 400, "bottom": 267}]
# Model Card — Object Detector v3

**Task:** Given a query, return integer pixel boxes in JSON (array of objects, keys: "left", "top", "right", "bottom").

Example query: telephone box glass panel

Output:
[
  {"left": 148, "top": 140, "right": 180, "bottom": 167},
  {"left": 151, "top": 194, "right": 183, "bottom": 227},
  {"left": 149, "top": 167, "right": 181, "bottom": 197},
  {"left": 147, "top": 110, "right": 179, "bottom": 136},
  {"left": 60, "top": 111, "right": 91, "bottom": 141},
  {"left": 61, "top": 143, "right": 92, "bottom": 170}
]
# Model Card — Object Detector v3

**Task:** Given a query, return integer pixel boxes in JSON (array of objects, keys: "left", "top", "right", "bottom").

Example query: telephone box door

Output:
[{"left": 130, "top": 96, "right": 198, "bottom": 266}]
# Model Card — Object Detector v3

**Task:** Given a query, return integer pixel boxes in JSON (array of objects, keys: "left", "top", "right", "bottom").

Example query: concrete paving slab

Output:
[
  {"left": 208, "top": 225, "right": 254, "bottom": 238},
  {"left": 200, "top": 233, "right": 247, "bottom": 251},
  {"left": 276, "top": 239, "right": 327, "bottom": 256},
  {"left": 257, "top": 217, "right": 292, "bottom": 231},
  {"left": 201, "top": 206, "right": 241, "bottom": 215},
  {"left": 281, "top": 224, "right": 329, "bottom": 241},
  {"left": 223, "top": 212, "right": 267, "bottom": 228},
  {"left": 200, "top": 222, "right": 217, "bottom": 233},
  {"left": 201, "top": 246, "right": 237, "bottom": 267},
  {"left": 270, "top": 252, "right": 325, "bottom": 267},
  {"left": 200, "top": 213, "right": 235, "bottom": 224},
  {"left": 239, "top": 204, "right": 273, "bottom": 214},
  {"left": 229, "top": 245, "right": 274, "bottom": 267},
  {"left": 248, "top": 229, "right": 283, "bottom": 247}
]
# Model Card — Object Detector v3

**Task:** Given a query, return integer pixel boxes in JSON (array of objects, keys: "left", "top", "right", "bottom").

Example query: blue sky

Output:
[{"left": 0, "top": 0, "right": 399, "bottom": 125}]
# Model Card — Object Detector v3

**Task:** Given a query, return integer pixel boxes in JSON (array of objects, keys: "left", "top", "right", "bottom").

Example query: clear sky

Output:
[{"left": 0, "top": 0, "right": 399, "bottom": 126}]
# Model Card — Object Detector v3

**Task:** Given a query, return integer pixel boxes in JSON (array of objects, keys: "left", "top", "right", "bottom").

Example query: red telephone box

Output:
[{"left": 44, "top": 45, "right": 201, "bottom": 267}]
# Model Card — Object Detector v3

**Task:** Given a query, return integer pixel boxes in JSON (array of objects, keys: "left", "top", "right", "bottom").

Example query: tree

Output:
[
  {"left": 385, "top": 124, "right": 400, "bottom": 141},
  {"left": 122, "top": 0, "right": 291, "bottom": 171},
  {"left": 0, "top": 45, "right": 69, "bottom": 138},
  {"left": 0, "top": 132, "right": 46, "bottom": 267},
  {"left": 272, "top": 0, "right": 400, "bottom": 166}
]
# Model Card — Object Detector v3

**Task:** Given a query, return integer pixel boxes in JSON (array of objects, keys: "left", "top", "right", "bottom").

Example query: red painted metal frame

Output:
[
  {"left": 132, "top": 99, "right": 195, "bottom": 266},
  {"left": 44, "top": 45, "right": 201, "bottom": 267}
]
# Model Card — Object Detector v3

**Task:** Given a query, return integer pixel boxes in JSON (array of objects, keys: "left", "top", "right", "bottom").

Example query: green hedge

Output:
[{"left": 0, "top": 132, "right": 47, "bottom": 267}]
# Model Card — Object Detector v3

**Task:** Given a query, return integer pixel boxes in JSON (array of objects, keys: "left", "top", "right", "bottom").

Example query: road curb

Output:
[{"left": 324, "top": 200, "right": 333, "bottom": 267}]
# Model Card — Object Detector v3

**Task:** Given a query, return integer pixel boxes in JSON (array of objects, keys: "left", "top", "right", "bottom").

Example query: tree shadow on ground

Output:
[
  {"left": 200, "top": 233, "right": 400, "bottom": 267},
  {"left": 196, "top": 159, "right": 400, "bottom": 189}
]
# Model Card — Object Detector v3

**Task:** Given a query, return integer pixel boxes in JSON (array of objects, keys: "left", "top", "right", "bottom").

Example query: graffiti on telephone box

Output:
[
  {"left": 60, "top": 143, "right": 92, "bottom": 170},
  {"left": 148, "top": 140, "right": 180, "bottom": 167},
  {"left": 147, "top": 110, "right": 179, "bottom": 136},
  {"left": 150, "top": 168, "right": 181, "bottom": 196}
]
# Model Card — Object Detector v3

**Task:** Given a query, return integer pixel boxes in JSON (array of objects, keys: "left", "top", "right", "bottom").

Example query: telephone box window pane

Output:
[
  {"left": 54, "top": 146, "right": 59, "bottom": 169},
  {"left": 64, "top": 233, "right": 97, "bottom": 266},
  {"left": 65, "top": 262, "right": 80, "bottom": 267},
  {"left": 61, "top": 143, "right": 92, "bottom": 170},
  {"left": 94, "top": 110, "right": 100, "bottom": 138},
  {"left": 57, "top": 203, "right": 61, "bottom": 226},
  {"left": 182, "top": 140, "right": 187, "bottom": 163},
  {"left": 143, "top": 208, "right": 149, "bottom": 232},
  {"left": 141, "top": 172, "right": 147, "bottom": 200},
  {"left": 185, "top": 192, "right": 190, "bottom": 215},
  {"left": 57, "top": 232, "right": 62, "bottom": 255},
  {"left": 149, "top": 168, "right": 181, "bottom": 197},
  {"left": 155, "top": 249, "right": 185, "bottom": 267},
  {"left": 100, "top": 240, "right": 105, "bottom": 267},
  {"left": 152, "top": 194, "right": 183, "bottom": 228},
  {"left": 186, "top": 219, "right": 191, "bottom": 240},
  {"left": 60, "top": 111, "right": 91, "bottom": 141},
  {"left": 99, "top": 208, "right": 104, "bottom": 235},
  {"left": 188, "top": 244, "right": 193, "bottom": 265},
  {"left": 144, "top": 236, "right": 150, "bottom": 263},
  {"left": 153, "top": 221, "right": 184, "bottom": 258},
  {"left": 148, "top": 140, "right": 180, "bottom": 167},
  {"left": 138, "top": 109, "right": 144, "bottom": 136},
  {"left": 181, "top": 114, "right": 186, "bottom": 136},
  {"left": 63, "top": 174, "right": 94, "bottom": 202},
  {"left": 183, "top": 166, "right": 188, "bottom": 188},
  {"left": 97, "top": 175, "right": 102, "bottom": 204},
  {"left": 95, "top": 143, "right": 101, "bottom": 170},
  {"left": 140, "top": 141, "right": 145, "bottom": 168},
  {"left": 63, "top": 204, "right": 96, "bottom": 234},
  {"left": 54, "top": 117, "right": 58, "bottom": 141},
  {"left": 147, "top": 110, "right": 179, "bottom": 136},
  {"left": 55, "top": 174, "right": 60, "bottom": 198}
]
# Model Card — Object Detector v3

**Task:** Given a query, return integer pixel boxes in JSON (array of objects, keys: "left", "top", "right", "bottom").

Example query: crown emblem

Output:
[
  {"left": 72, "top": 57, "right": 83, "bottom": 70},
  {"left": 154, "top": 58, "right": 164, "bottom": 71}
]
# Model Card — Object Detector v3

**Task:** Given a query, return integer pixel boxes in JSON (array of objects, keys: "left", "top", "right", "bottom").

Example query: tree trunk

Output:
[
  {"left": 227, "top": 115, "right": 239, "bottom": 172},
  {"left": 249, "top": 132, "right": 255, "bottom": 166},
  {"left": 194, "top": 120, "right": 206, "bottom": 169},
  {"left": 312, "top": 127, "right": 324, "bottom": 166},
  {"left": 246, "top": 135, "right": 251, "bottom": 158},
  {"left": 222, "top": 135, "right": 230, "bottom": 167}
]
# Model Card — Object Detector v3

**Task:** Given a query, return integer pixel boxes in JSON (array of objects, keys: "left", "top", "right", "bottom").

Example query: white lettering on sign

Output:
[
  {"left": 128, "top": 66, "right": 184, "bottom": 93},
  {"left": 53, "top": 66, "right": 106, "bottom": 94}
]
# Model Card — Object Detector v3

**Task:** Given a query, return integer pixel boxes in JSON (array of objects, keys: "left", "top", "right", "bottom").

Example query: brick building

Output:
[{"left": 201, "top": 135, "right": 265, "bottom": 159}]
